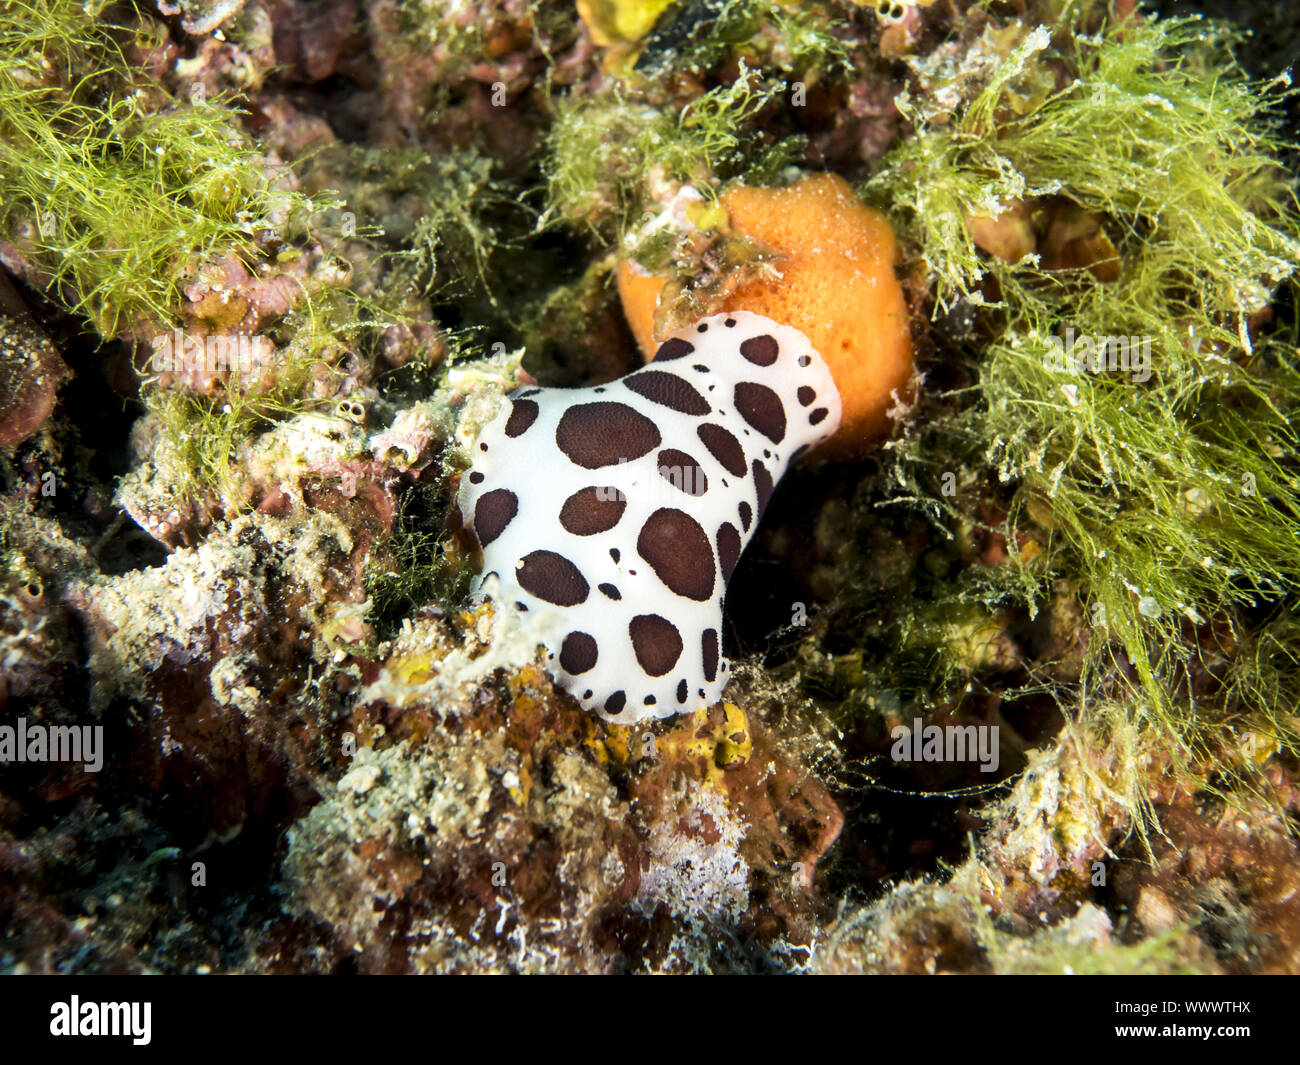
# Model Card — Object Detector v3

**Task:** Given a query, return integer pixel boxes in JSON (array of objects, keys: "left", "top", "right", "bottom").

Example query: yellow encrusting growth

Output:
[{"left": 576, "top": 0, "right": 675, "bottom": 46}]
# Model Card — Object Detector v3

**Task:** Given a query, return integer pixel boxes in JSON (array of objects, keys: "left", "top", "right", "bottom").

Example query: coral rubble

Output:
[{"left": 2, "top": 0, "right": 1299, "bottom": 975}]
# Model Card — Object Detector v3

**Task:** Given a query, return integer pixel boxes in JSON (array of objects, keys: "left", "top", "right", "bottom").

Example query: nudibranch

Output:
[
  {"left": 457, "top": 311, "right": 840, "bottom": 722},
  {"left": 456, "top": 173, "right": 912, "bottom": 724}
]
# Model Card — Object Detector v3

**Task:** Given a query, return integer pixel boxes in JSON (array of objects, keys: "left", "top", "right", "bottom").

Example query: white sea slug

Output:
[{"left": 455, "top": 310, "right": 842, "bottom": 723}]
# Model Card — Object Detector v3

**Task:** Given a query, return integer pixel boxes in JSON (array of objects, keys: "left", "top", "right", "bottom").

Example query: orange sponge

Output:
[
  {"left": 616, "top": 260, "right": 666, "bottom": 365},
  {"left": 618, "top": 173, "right": 914, "bottom": 458}
]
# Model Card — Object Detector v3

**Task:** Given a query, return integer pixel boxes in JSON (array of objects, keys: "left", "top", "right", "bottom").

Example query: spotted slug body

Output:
[{"left": 456, "top": 310, "right": 842, "bottom": 723}]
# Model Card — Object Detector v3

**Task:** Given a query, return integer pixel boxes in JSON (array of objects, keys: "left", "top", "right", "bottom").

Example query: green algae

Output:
[
  {"left": 0, "top": 0, "right": 322, "bottom": 337},
  {"left": 363, "top": 481, "right": 470, "bottom": 643},
  {"left": 543, "top": 63, "right": 798, "bottom": 242},
  {"left": 634, "top": 0, "right": 853, "bottom": 77},
  {"left": 305, "top": 144, "right": 512, "bottom": 303},
  {"left": 859, "top": 11, "right": 1300, "bottom": 816}
]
